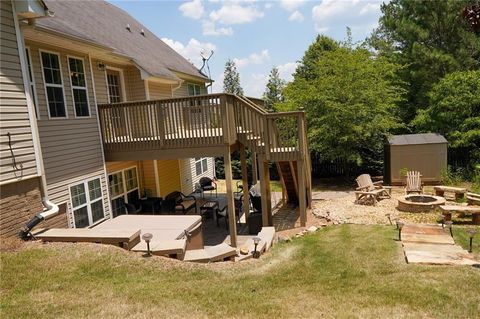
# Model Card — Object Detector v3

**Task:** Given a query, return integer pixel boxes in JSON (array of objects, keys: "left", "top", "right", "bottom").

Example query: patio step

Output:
[
  {"left": 182, "top": 243, "right": 237, "bottom": 263},
  {"left": 131, "top": 238, "right": 186, "bottom": 257}
]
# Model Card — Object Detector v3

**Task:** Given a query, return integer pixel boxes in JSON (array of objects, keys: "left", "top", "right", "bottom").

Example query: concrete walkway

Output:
[{"left": 401, "top": 224, "right": 479, "bottom": 266}]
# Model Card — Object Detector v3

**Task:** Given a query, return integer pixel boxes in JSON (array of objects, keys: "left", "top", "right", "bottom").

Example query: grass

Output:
[{"left": 1, "top": 225, "right": 479, "bottom": 318}]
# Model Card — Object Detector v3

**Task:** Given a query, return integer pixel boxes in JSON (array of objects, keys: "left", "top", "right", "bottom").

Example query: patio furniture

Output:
[
  {"left": 199, "top": 177, "right": 217, "bottom": 198},
  {"left": 354, "top": 174, "right": 392, "bottom": 206},
  {"left": 216, "top": 198, "right": 242, "bottom": 230},
  {"left": 406, "top": 171, "right": 423, "bottom": 194},
  {"left": 439, "top": 205, "right": 480, "bottom": 224},
  {"left": 163, "top": 191, "right": 197, "bottom": 215},
  {"left": 200, "top": 200, "right": 219, "bottom": 220},
  {"left": 434, "top": 186, "right": 467, "bottom": 200},
  {"left": 138, "top": 197, "right": 162, "bottom": 214},
  {"left": 125, "top": 202, "right": 141, "bottom": 214}
]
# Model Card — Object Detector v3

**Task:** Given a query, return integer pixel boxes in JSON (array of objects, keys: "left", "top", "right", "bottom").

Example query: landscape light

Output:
[
  {"left": 394, "top": 218, "right": 400, "bottom": 230},
  {"left": 142, "top": 232, "right": 153, "bottom": 257},
  {"left": 467, "top": 228, "right": 477, "bottom": 253},
  {"left": 445, "top": 221, "right": 453, "bottom": 237},
  {"left": 386, "top": 213, "right": 392, "bottom": 225},
  {"left": 252, "top": 236, "right": 261, "bottom": 259},
  {"left": 438, "top": 214, "right": 445, "bottom": 228},
  {"left": 397, "top": 221, "right": 404, "bottom": 241}
]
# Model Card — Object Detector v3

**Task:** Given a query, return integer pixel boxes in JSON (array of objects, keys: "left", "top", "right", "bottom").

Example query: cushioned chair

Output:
[
  {"left": 199, "top": 177, "right": 217, "bottom": 198},
  {"left": 125, "top": 202, "right": 141, "bottom": 214},
  {"left": 163, "top": 191, "right": 197, "bottom": 215}
]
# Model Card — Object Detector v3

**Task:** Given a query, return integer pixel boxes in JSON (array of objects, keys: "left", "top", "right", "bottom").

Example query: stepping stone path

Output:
[{"left": 401, "top": 224, "right": 479, "bottom": 266}]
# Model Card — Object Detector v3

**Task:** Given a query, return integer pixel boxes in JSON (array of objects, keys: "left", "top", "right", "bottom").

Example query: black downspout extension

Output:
[{"left": 19, "top": 214, "right": 45, "bottom": 240}]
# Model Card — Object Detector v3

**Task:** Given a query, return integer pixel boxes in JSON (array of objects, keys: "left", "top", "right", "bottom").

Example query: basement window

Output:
[
  {"left": 69, "top": 178, "right": 105, "bottom": 228},
  {"left": 195, "top": 158, "right": 208, "bottom": 176}
]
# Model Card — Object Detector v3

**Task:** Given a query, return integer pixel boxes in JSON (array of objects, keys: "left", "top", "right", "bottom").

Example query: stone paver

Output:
[{"left": 401, "top": 224, "right": 479, "bottom": 266}]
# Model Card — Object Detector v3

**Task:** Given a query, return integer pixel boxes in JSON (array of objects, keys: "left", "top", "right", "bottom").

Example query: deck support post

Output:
[
  {"left": 239, "top": 144, "right": 250, "bottom": 219},
  {"left": 258, "top": 156, "right": 272, "bottom": 226},
  {"left": 298, "top": 159, "right": 307, "bottom": 227},
  {"left": 224, "top": 147, "right": 237, "bottom": 247},
  {"left": 252, "top": 152, "right": 258, "bottom": 185}
]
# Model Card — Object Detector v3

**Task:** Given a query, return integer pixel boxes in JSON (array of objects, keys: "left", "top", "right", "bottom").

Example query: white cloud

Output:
[
  {"left": 244, "top": 73, "right": 268, "bottom": 97},
  {"left": 179, "top": 0, "right": 204, "bottom": 20},
  {"left": 202, "top": 20, "right": 234, "bottom": 36},
  {"left": 161, "top": 38, "right": 216, "bottom": 67},
  {"left": 277, "top": 62, "right": 298, "bottom": 82},
  {"left": 209, "top": 3, "right": 264, "bottom": 25},
  {"left": 233, "top": 49, "right": 270, "bottom": 68},
  {"left": 280, "top": 0, "right": 305, "bottom": 11},
  {"left": 288, "top": 10, "right": 304, "bottom": 22},
  {"left": 312, "top": 0, "right": 383, "bottom": 34},
  {"left": 211, "top": 72, "right": 224, "bottom": 93},
  {"left": 265, "top": 3, "right": 273, "bottom": 9}
]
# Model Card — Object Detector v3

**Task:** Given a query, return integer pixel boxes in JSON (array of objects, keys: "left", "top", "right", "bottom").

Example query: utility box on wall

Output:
[{"left": 384, "top": 133, "right": 447, "bottom": 185}]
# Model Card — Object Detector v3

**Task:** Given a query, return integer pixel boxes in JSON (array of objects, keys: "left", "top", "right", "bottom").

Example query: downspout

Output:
[
  {"left": 12, "top": 3, "right": 59, "bottom": 239},
  {"left": 170, "top": 80, "right": 184, "bottom": 97}
]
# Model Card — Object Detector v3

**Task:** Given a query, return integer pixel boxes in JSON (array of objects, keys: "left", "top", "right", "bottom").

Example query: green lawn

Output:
[{"left": 1, "top": 225, "right": 479, "bottom": 318}]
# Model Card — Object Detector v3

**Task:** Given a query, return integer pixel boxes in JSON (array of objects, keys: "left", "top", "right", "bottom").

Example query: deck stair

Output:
[
  {"left": 277, "top": 161, "right": 299, "bottom": 204},
  {"left": 131, "top": 238, "right": 187, "bottom": 257},
  {"left": 182, "top": 243, "right": 237, "bottom": 263}
]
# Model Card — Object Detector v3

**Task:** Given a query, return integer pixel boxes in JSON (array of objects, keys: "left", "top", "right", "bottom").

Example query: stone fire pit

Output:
[{"left": 397, "top": 195, "right": 446, "bottom": 213}]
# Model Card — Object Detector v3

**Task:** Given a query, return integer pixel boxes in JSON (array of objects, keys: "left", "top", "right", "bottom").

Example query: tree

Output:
[
  {"left": 412, "top": 70, "right": 480, "bottom": 163},
  {"left": 263, "top": 67, "right": 286, "bottom": 112},
  {"left": 223, "top": 59, "right": 243, "bottom": 95},
  {"left": 293, "top": 35, "right": 339, "bottom": 81},
  {"left": 282, "top": 40, "right": 405, "bottom": 172},
  {"left": 369, "top": 0, "right": 480, "bottom": 124}
]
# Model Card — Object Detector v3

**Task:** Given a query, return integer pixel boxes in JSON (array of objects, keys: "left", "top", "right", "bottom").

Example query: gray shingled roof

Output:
[
  {"left": 38, "top": 0, "right": 208, "bottom": 82},
  {"left": 388, "top": 133, "right": 447, "bottom": 145}
]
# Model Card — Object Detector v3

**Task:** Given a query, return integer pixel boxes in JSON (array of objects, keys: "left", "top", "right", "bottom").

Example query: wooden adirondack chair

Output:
[
  {"left": 354, "top": 174, "right": 392, "bottom": 206},
  {"left": 405, "top": 171, "right": 423, "bottom": 194}
]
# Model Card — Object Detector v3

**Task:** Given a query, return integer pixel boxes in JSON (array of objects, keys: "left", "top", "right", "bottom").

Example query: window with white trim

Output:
[
  {"left": 40, "top": 51, "right": 66, "bottom": 118},
  {"left": 25, "top": 48, "right": 38, "bottom": 118},
  {"left": 70, "top": 178, "right": 105, "bottom": 228},
  {"left": 108, "top": 167, "right": 139, "bottom": 217},
  {"left": 68, "top": 57, "right": 89, "bottom": 117},
  {"left": 195, "top": 158, "right": 208, "bottom": 176}
]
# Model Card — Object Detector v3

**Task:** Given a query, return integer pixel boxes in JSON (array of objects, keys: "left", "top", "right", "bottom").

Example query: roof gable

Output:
[{"left": 38, "top": 0, "right": 208, "bottom": 82}]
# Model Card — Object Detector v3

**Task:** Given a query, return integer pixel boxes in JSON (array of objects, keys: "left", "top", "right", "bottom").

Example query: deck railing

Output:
[{"left": 98, "top": 93, "right": 307, "bottom": 161}]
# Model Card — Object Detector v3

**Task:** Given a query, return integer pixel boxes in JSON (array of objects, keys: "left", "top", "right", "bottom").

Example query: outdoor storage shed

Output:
[{"left": 385, "top": 133, "right": 447, "bottom": 185}]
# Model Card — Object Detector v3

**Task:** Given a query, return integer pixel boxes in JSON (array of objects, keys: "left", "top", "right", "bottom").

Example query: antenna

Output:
[{"left": 200, "top": 50, "right": 214, "bottom": 93}]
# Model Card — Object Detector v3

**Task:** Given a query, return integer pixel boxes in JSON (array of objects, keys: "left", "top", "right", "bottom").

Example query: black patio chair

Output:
[{"left": 199, "top": 177, "right": 217, "bottom": 198}]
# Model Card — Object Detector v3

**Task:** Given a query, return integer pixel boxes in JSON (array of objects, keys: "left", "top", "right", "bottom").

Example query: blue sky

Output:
[{"left": 109, "top": 0, "right": 387, "bottom": 97}]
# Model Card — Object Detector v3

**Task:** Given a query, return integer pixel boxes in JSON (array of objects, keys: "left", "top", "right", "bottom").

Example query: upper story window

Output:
[
  {"left": 25, "top": 48, "right": 38, "bottom": 118},
  {"left": 40, "top": 51, "right": 66, "bottom": 118},
  {"left": 70, "top": 178, "right": 105, "bottom": 228},
  {"left": 188, "top": 83, "right": 201, "bottom": 96},
  {"left": 68, "top": 57, "right": 89, "bottom": 117},
  {"left": 106, "top": 69, "right": 123, "bottom": 103}
]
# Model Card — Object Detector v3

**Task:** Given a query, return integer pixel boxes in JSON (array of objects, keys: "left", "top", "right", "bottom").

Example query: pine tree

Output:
[
  {"left": 223, "top": 59, "right": 243, "bottom": 95},
  {"left": 263, "top": 67, "right": 285, "bottom": 112}
]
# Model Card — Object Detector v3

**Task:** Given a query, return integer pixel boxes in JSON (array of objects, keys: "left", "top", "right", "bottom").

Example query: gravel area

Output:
[{"left": 311, "top": 188, "right": 461, "bottom": 226}]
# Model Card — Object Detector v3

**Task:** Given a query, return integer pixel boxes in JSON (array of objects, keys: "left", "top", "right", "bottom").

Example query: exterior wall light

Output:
[
  {"left": 142, "top": 233, "right": 153, "bottom": 257},
  {"left": 252, "top": 236, "right": 261, "bottom": 259},
  {"left": 467, "top": 228, "right": 477, "bottom": 253}
]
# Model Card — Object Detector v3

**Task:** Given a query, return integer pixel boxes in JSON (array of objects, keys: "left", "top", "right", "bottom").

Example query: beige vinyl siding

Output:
[
  {"left": 25, "top": 40, "right": 109, "bottom": 220},
  {"left": 0, "top": 1, "right": 39, "bottom": 184},
  {"left": 148, "top": 81, "right": 172, "bottom": 99},
  {"left": 91, "top": 58, "right": 109, "bottom": 104},
  {"left": 179, "top": 157, "right": 215, "bottom": 195},
  {"left": 124, "top": 66, "right": 146, "bottom": 101}
]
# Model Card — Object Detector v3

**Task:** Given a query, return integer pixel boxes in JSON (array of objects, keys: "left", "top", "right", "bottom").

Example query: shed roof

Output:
[
  {"left": 38, "top": 0, "right": 209, "bottom": 82},
  {"left": 388, "top": 133, "right": 447, "bottom": 146}
]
